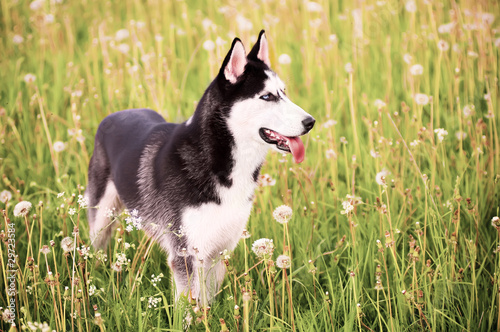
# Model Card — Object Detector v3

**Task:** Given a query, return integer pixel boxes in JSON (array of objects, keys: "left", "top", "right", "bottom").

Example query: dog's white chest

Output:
[{"left": 181, "top": 185, "right": 255, "bottom": 259}]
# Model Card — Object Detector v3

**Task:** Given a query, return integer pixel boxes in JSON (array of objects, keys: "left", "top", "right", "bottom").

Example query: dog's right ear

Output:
[{"left": 220, "top": 38, "right": 247, "bottom": 84}]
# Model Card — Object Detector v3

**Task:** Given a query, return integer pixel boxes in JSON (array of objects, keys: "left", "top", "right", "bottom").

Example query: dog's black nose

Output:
[{"left": 302, "top": 117, "right": 315, "bottom": 132}]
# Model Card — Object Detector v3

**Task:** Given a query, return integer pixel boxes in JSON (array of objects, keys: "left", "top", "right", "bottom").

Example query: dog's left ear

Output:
[
  {"left": 248, "top": 30, "right": 271, "bottom": 67},
  {"left": 221, "top": 38, "right": 247, "bottom": 84}
]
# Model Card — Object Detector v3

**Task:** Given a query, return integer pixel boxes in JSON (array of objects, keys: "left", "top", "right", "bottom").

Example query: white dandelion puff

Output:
[
  {"left": 13, "top": 34, "right": 24, "bottom": 44},
  {"left": 24, "top": 73, "right": 36, "bottom": 84},
  {"left": 53, "top": 141, "right": 66, "bottom": 152},
  {"left": 276, "top": 255, "right": 291, "bottom": 269},
  {"left": 273, "top": 205, "right": 293, "bottom": 224},
  {"left": 376, "top": 169, "right": 390, "bottom": 186},
  {"left": 203, "top": 40, "right": 215, "bottom": 51},
  {"left": 409, "top": 64, "right": 424, "bottom": 75},
  {"left": 414, "top": 93, "right": 429, "bottom": 106},
  {"left": 278, "top": 54, "right": 292, "bottom": 65},
  {"left": 0, "top": 190, "right": 12, "bottom": 203},
  {"left": 115, "top": 29, "right": 130, "bottom": 41},
  {"left": 252, "top": 238, "right": 274, "bottom": 258},
  {"left": 14, "top": 201, "right": 32, "bottom": 217}
]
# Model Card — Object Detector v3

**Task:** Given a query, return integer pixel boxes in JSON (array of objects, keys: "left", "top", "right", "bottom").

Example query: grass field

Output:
[{"left": 1, "top": 0, "right": 500, "bottom": 331}]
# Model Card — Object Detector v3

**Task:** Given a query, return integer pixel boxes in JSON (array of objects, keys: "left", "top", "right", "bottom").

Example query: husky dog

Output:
[{"left": 86, "top": 30, "right": 315, "bottom": 305}]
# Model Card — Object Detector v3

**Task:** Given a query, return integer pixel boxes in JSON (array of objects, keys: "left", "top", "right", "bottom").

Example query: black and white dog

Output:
[{"left": 86, "top": 30, "right": 315, "bottom": 305}]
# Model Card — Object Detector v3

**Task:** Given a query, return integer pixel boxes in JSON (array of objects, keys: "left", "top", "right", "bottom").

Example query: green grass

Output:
[{"left": 1, "top": 0, "right": 500, "bottom": 331}]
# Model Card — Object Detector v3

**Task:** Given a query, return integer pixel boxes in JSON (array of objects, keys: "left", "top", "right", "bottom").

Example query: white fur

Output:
[{"left": 89, "top": 181, "right": 122, "bottom": 246}]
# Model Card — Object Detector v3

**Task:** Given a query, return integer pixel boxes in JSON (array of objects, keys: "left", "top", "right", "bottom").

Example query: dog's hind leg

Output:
[{"left": 86, "top": 141, "right": 122, "bottom": 248}]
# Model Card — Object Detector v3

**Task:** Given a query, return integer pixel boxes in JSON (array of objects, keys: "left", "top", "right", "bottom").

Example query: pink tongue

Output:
[{"left": 285, "top": 136, "right": 305, "bottom": 163}]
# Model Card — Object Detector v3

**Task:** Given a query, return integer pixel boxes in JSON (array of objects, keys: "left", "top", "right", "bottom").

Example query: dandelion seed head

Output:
[
  {"left": 203, "top": 40, "right": 215, "bottom": 51},
  {"left": 414, "top": 93, "right": 429, "bottom": 106},
  {"left": 276, "top": 254, "right": 291, "bottom": 269},
  {"left": 437, "top": 40, "right": 450, "bottom": 52},
  {"left": 13, "top": 34, "right": 24, "bottom": 44},
  {"left": 278, "top": 54, "right": 292, "bottom": 65},
  {"left": 61, "top": 237, "right": 74, "bottom": 253},
  {"left": 14, "top": 201, "right": 32, "bottom": 217},
  {"left": 273, "top": 205, "right": 293, "bottom": 224},
  {"left": 0, "top": 190, "right": 12, "bottom": 203},
  {"left": 53, "top": 141, "right": 66, "bottom": 152},
  {"left": 24, "top": 73, "right": 36, "bottom": 84},
  {"left": 409, "top": 64, "right": 424, "bottom": 75},
  {"left": 251, "top": 238, "right": 274, "bottom": 258}
]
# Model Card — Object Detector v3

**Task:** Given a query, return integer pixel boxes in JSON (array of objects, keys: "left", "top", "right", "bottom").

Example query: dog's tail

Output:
[{"left": 86, "top": 139, "right": 122, "bottom": 248}]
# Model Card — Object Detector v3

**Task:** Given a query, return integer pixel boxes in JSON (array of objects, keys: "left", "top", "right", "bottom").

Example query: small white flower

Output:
[
  {"left": 438, "top": 22, "right": 456, "bottom": 34},
  {"left": 0, "top": 190, "right": 12, "bottom": 203},
  {"left": 13, "top": 34, "right": 24, "bottom": 44},
  {"left": 437, "top": 40, "right": 449, "bottom": 52},
  {"left": 409, "top": 64, "right": 424, "bottom": 75},
  {"left": 467, "top": 50, "right": 478, "bottom": 58},
  {"left": 434, "top": 128, "right": 448, "bottom": 143},
  {"left": 344, "top": 62, "right": 354, "bottom": 73},
  {"left": 117, "top": 43, "right": 130, "bottom": 54},
  {"left": 414, "top": 93, "right": 429, "bottom": 106},
  {"left": 325, "top": 149, "right": 337, "bottom": 159},
  {"left": 403, "top": 53, "right": 413, "bottom": 64},
  {"left": 241, "top": 229, "right": 251, "bottom": 239},
  {"left": 273, "top": 205, "right": 293, "bottom": 224},
  {"left": 370, "top": 149, "right": 380, "bottom": 158},
  {"left": 115, "top": 29, "right": 130, "bottom": 41},
  {"left": 405, "top": 0, "right": 416, "bottom": 13},
  {"left": 236, "top": 14, "right": 253, "bottom": 31},
  {"left": 61, "top": 237, "right": 75, "bottom": 253},
  {"left": 322, "top": 119, "right": 337, "bottom": 128},
  {"left": 278, "top": 54, "right": 292, "bottom": 65},
  {"left": 340, "top": 136, "right": 348, "bottom": 144},
  {"left": 258, "top": 173, "right": 276, "bottom": 187},
  {"left": 481, "top": 13, "right": 495, "bottom": 25},
  {"left": 89, "top": 285, "right": 96, "bottom": 296},
  {"left": 44, "top": 13, "right": 54, "bottom": 23},
  {"left": 203, "top": 40, "right": 215, "bottom": 51},
  {"left": 463, "top": 105, "right": 474, "bottom": 117},
  {"left": 252, "top": 238, "right": 274, "bottom": 258},
  {"left": 276, "top": 255, "right": 291, "bottom": 269},
  {"left": 376, "top": 169, "right": 390, "bottom": 186},
  {"left": 455, "top": 131, "right": 467, "bottom": 140},
  {"left": 24, "top": 73, "right": 36, "bottom": 84},
  {"left": 68, "top": 208, "right": 77, "bottom": 216},
  {"left": 77, "top": 195, "right": 89, "bottom": 209},
  {"left": 410, "top": 140, "right": 420, "bottom": 147},
  {"left": 374, "top": 99, "right": 386, "bottom": 109},
  {"left": 29, "top": 0, "right": 44, "bottom": 11},
  {"left": 14, "top": 201, "right": 32, "bottom": 217},
  {"left": 495, "top": 38, "right": 500, "bottom": 48},
  {"left": 306, "top": 1, "right": 323, "bottom": 12},
  {"left": 329, "top": 34, "right": 338, "bottom": 43},
  {"left": 53, "top": 141, "right": 66, "bottom": 152}
]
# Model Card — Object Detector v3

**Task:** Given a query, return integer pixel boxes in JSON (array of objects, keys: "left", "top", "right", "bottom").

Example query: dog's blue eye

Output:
[{"left": 260, "top": 93, "right": 276, "bottom": 101}]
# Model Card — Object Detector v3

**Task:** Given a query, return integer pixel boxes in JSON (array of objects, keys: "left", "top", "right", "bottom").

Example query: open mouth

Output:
[{"left": 259, "top": 128, "right": 305, "bottom": 163}]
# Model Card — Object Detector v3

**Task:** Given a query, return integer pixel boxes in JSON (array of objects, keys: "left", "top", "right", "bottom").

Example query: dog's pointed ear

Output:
[
  {"left": 220, "top": 38, "right": 247, "bottom": 84},
  {"left": 248, "top": 30, "right": 270, "bottom": 67}
]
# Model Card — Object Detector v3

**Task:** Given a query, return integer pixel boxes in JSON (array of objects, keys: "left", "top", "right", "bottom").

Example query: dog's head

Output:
[{"left": 216, "top": 30, "right": 315, "bottom": 163}]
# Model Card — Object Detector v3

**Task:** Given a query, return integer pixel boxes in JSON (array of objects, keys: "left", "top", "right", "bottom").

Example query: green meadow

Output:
[{"left": 1, "top": 0, "right": 500, "bottom": 330}]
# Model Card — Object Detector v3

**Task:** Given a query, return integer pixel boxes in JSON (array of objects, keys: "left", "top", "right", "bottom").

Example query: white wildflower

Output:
[
  {"left": 29, "top": 0, "right": 44, "bottom": 11},
  {"left": 0, "top": 190, "right": 12, "bottom": 203},
  {"left": 252, "top": 238, "right": 274, "bottom": 258},
  {"left": 414, "top": 93, "right": 429, "bottom": 106},
  {"left": 24, "top": 73, "right": 36, "bottom": 84},
  {"left": 273, "top": 205, "right": 293, "bottom": 224},
  {"left": 344, "top": 62, "right": 354, "bottom": 73},
  {"left": 306, "top": 1, "right": 322, "bottom": 12},
  {"left": 455, "top": 131, "right": 467, "bottom": 140},
  {"left": 437, "top": 40, "right": 449, "bottom": 52},
  {"left": 403, "top": 53, "right": 413, "bottom": 64},
  {"left": 374, "top": 99, "right": 386, "bottom": 109},
  {"left": 405, "top": 0, "right": 416, "bottom": 13},
  {"left": 434, "top": 128, "right": 448, "bottom": 143},
  {"left": 241, "top": 229, "right": 251, "bottom": 239},
  {"left": 115, "top": 29, "right": 130, "bottom": 41},
  {"left": 409, "top": 64, "right": 424, "bottom": 75},
  {"left": 438, "top": 22, "right": 455, "bottom": 34},
  {"left": 203, "top": 40, "right": 215, "bottom": 51},
  {"left": 236, "top": 14, "right": 253, "bottom": 31},
  {"left": 322, "top": 119, "right": 337, "bottom": 128},
  {"left": 68, "top": 208, "right": 77, "bottom": 216},
  {"left": 14, "top": 201, "right": 32, "bottom": 217},
  {"left": 77, "top": 195, "right": 88, "bottom": 209},
  {"left": 325, "top": 149, "right": 337, "bottom": 159},
  {"left": 13, "top": 34, "right": 24, "bottom": 44},
  {"left": 463, "top": 105, "right": 474, "bottom": 117},
  {"left": 258, "top": 173, "right": 276, "bottom": 187},
  {"left": 117, "top": 43, "right": 130, "bottom": 54},
  {"left": 278, "top": 54, "right": 292, "bottom": 65},
  {"left": 276, "top": 255, "right": 291, "bottom": 269},
  {"left": 61, "top": 237, "right": 74, "bottom": 253},
  {"left": 376, "top": 169, "right": 390, "bottom": 186},
  {"left": 370, "top": 149, "right": 380, "bottom": 158},
  {"left": 53, "top": 141, "right": 66, "bottom": 152}
]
